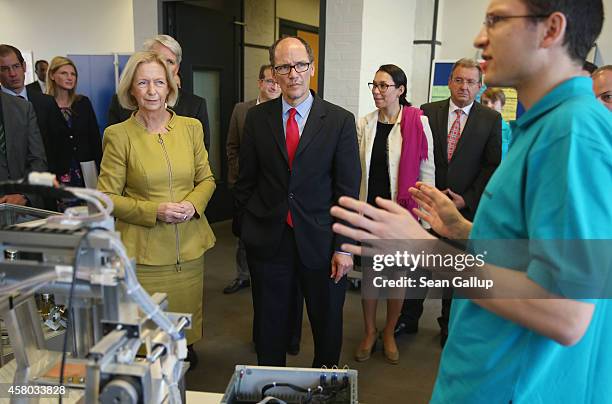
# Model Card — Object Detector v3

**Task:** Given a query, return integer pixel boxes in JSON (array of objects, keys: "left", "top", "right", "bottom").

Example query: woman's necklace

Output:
[{"left": 378, "top": 108, "right": 400, "bottom": 124}]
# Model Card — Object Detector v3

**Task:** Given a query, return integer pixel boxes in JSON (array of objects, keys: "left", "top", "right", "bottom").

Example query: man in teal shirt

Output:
[
  {"left": 330, "top": 0, "right": 611, "bottom": 402},
  {"left": 429, "top": 77, "right": 612, "bottom": 404}
]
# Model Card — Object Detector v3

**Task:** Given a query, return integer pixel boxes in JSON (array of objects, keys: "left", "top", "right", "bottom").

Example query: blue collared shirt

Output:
[
  {"left": 1, "top": 86, "right": 28, "bottom": 101},
  {"left": 281, "top": 91, "right": 314, "bottom": 137}
]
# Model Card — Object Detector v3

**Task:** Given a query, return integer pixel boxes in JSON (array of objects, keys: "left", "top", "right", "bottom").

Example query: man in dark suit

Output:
[
  {"left": 224, "top": 63, "right": 281, "bottom": 294},
  {"left": 395, "top": 58, "right": 501, "bottom": 346},
  {"left": 25, "top": 59, "right": 48, "bottom": 95},
  {"left": 234, "top": 36, "right": 360, "bottom": 367},
  {"left": 0, "top": 45, "right": 70, "bottom": 182},
  {"left": 107, "top": 35, "right": 211, "bottom": 151},
  {"left": 225, "top": 63, "right": 303, "bottom": 355},
  {"left": 0, "top": 92, "right": 48, "bottom": 207}
]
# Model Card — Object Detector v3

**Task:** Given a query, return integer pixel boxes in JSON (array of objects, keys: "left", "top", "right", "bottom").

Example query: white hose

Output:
[
  {"left": 68, "top": 187, "right": 113, "bottom": 216},
  {"left": 0, "top": 271, "right": 58, "bottom": 297},
  {"left": 45, "top": 187, "right": 114, "bottom": 226},
  {"left": 105, "top": 235, "right": 182, "bottom": 339},
  {"left": 167, "top": 362, "right": 183, "bottom": 404}
]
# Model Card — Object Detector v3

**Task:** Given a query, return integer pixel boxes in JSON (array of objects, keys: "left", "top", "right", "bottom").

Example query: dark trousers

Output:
[
  {"left": 248, "top": 225, "right": 346, "bottom": 367},
  {"left": 250, "top": 275, "right": 303, "bottom": 348},
  {"left": 400, "top": 296, "right": 452, "bottom": 331}
]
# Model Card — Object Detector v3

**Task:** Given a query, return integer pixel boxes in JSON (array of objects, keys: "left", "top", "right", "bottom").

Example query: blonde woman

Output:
[
  {"left": 355, "top": 64, "right": 435, "bottom": 364},
  {"left": 46, "top": 56, "right": 102, "bottom": 190},
  {"left": 97, "top": 51, "right": 216, "bottom": 368}
]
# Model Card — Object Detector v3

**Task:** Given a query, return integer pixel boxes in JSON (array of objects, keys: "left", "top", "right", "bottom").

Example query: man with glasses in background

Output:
[
  {"left": 225, "top": 64, "right": 280, "bottom": 294},
  {"left": 233, "top": 36, "right": 360, "bottom": 367},
  {"left": 395, "top": 58, "right": 501, "bottom": 347}
]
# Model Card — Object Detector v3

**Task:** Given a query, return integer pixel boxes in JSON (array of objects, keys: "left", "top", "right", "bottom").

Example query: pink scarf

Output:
[{"left": 397, "top": 106, "right": 428, "bottom": 219}]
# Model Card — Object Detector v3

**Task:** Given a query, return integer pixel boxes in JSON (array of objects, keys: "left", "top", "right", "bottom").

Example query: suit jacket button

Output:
[{"left": 289, "top": 193, "right": 295, "bottom": 199}]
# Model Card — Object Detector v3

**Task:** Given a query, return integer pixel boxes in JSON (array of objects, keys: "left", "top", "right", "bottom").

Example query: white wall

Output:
[
  {"left": 358, "top": 0, "right": 417, "bottom": 117},
  {"left": 325, "top": 0, "right": 419, "bottom": 118},
  {"left": 132, "top": 0, "right": 159, "bottom": 52},
  {"left": 596, "top": 0, "right": 612, "bottom": 64},
  {"left": 323, "top": 0, "right": 364, "bottom": 116},
  {"left": 277, "top": 0, "right": 320, "bottom": 27},
  {"left": 410, "top": 0, "right": 441, "bottom": 107},
  {"left": 0, "top": 0, "right": 135, "bottom": 63},
  {"left": 438, "top": 0, "right": 612, "bottom": 64},
  {"left": 244, "top": 0, "right": 276, "bottom": 101}
]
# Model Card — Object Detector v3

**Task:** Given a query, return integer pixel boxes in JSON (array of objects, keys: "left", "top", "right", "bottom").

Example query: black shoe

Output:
[
  {"left": 223, "top": 278, "right": 250, "bottom": 294},
  {"left": 394, "top": 321, "right": 418, "bottom": 337},
  {"left": 186, "top": 344, "right": 198, "bottom": 370},
  {"left": 287, "top": 344, "right": 300, "bottom": 356}
]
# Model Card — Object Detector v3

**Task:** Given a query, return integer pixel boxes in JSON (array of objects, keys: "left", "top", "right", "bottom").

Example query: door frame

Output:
[{"left": 160, "top": 0, "right": 243, "bottom": 223}]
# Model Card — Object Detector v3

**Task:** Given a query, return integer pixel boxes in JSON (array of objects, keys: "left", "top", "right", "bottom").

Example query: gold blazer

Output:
[{"left": 98, "top": 111, "right": 216, "bottom": 265}]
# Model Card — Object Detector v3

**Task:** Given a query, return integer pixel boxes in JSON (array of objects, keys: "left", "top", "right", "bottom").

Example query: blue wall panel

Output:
[{"left": 69, "top": 54, "right": 127, "bottom": 132}]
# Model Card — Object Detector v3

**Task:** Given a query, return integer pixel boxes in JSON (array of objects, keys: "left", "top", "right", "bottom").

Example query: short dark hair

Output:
[
  {"left": 450, "top": 58, "right": 483, "bottom": 84},
  {"left": 482, "top": 88, "right": 507, "bottom": 107},
  {"left": 0, "top": 44, "right": 25, "bottom": 65},
  {"left": 258, "top": 64, "right": 273, "bottom": 80},
  {"left": 34, "top": 59, "right": 48, "bottom": 70},
  {"left": 520, "top": 0, "right": 604, "bottom": 62},
  {"left": 268, "top": 36, "right": 314, "bottom": 66},
  {"left": 377, "top": 64, "right": 411, "bottom": 107}
]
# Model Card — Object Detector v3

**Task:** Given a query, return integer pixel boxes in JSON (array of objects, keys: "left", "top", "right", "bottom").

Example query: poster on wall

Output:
[{"left": 429, "top": 59, "right": 523, "bottom": 120}]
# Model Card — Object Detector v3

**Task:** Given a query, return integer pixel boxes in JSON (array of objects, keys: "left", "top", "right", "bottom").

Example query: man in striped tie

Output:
[{"left": 395, "top": 58, "right": 502, "bottom": 347}]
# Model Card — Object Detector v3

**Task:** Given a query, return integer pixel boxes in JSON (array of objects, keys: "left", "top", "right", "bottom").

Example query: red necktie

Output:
[
  {"left": 447, "top": 109, "right": 463, "bottom": 161},
  {"left": 286, "top": 108, "right": 299, "bottom": 226}
]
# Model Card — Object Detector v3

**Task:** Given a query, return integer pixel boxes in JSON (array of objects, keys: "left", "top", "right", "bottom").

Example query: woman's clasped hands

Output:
[{"left": 157, "top": 201, "right": 196, "bottom": 224}]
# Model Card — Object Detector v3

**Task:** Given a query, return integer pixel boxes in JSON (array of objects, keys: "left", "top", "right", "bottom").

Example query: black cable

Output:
[
  {"left": 0, "top": 181, "right": 75, "bottom": 200},
  {"left": 261, "top": 379, "right": 350, "bottom": 404},
  {"left": 303, "top": 378, "right": 350, "bottom": 404},
  {"left": 58, "top": 226, "right": 107, "bottom": 404},
  {"left": 261, "top": 382, "right": 309, "bottom": 399}
]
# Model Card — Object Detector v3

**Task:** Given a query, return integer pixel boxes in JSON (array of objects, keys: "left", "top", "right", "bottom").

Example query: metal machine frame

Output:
[{"left": 0, "top": 186, "right": 191, "bottom": 404}]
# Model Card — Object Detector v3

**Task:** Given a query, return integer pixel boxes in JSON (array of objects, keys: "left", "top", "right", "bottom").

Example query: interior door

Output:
[{"left": 164, "top": 0, "right": 242, "bottom": 223}]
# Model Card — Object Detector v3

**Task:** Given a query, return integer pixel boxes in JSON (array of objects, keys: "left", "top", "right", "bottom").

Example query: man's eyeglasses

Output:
[
  {"left": 450, "top": 78, "right": 480, "bottom": 86},
  {"left": 483, "top": 14, "right": 550, "bottom": 29},
  {"left": 274, "top": 62, "right": 311, "bottom": 75},
  {"left": 368, "top": 82, "right": 397, "bottom": 93},
  {"left": 260, "top": 79, "right": 279, "bottom": 86}
]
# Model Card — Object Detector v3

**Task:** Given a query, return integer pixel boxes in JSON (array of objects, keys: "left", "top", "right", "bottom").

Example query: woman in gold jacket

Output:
[{"left": 97, "top": 51, "right": 215, "bottom": 365}]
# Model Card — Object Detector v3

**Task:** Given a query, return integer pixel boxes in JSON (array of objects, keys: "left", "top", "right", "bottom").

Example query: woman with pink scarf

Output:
[{"left": 355, "top": 64, "right": 435, "bottom": 364}]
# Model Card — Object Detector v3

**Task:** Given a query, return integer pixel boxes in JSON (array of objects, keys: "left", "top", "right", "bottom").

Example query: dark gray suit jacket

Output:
[
  {"left": 226, "top": 98, "right": 257, "bottom": 187},
  {"left": 421, "top": 98, "right": 501, "bottom": 220},
  {"left": 0, "top": 92, "right": 48, "bottom": 207}
]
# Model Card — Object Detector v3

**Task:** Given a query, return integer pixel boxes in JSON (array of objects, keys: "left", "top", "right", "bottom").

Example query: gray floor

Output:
[{"left": 186, "top": 221, "right": 442, "bottom": 403}]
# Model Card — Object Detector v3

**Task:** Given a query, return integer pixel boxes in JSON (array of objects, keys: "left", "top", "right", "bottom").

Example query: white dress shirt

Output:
[{"left": 1, "top": 86, "right": 28, "bottom": 100}]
